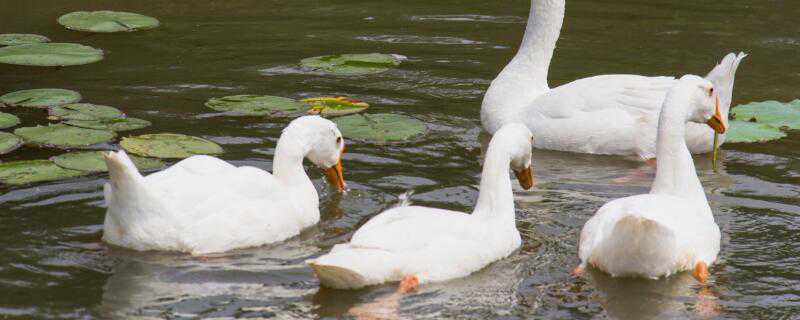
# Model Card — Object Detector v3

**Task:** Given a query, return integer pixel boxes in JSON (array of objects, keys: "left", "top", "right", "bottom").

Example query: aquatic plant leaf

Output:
[
  {"left": 205, "top": 95, "right": 307, "bottom": 116},
  {"left": 48, "top": 103, "right": 123, "bottom": 121},
  {"left": 14, "top": 124, "right": 116, "bottom": 148},
  {"left": 121, "top": 133, "right": 223, "bottom": 159},
  {"left": 0, "top": 160, "right": 85, "bottom": 185},
  {"left": 58, "top": 11, "right": 160, "bottom": 33},
  {"left": 333, "top": 113, "right": 427, "bottom": 143},
  {"left": 0, "top": 88, "right": 81, "bottom": 108},
  {"left": 0, "top": 112, "right": 20, "bottom": 129},
  {"left": 303, "top": 96, "right": 369, "bottom": 117},
  {"left": 300, "top": 53, "right": 403, "bottom": 75},
  {"left": 52, "top": 151, "right": 164, "bottom": 173},
  {"left": 0, "top": 132, "right": 23, "bottom": 154},
  {"left": 725, "top": 120, "right": 787, "bottom": 143},
  {"left": 0, "top": 43, "right": 103, "bottom": 66},
  {"left": 0, "top": 33, "right": 50, "bottom": 46},
  {"left": 65, "top": 118, "right": 151, "bottom": 132},
  {"left": 730, "top": 100, "right": 800, "bottom": 130}
]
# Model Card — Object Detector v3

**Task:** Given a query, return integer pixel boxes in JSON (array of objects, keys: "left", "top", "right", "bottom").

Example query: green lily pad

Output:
[
  {"left": 725, "top": 120, "right": 787, "bottom": 143},
  {"left": 0, "top": 160, "right": 85, "bottom": 185},
  {"left": 333, "top": 113, "right": 427, "bottom": 143},
  {"left": 58, "top": 11, "right": 160, "bottom": 33},
  {"left": 731, "top": 100, "right": 800, "bottom": 130},
  {"left": 48, "top": 103, "right": 123, "bottom": 121},
  {"left": 300, "top": 53, "right": 403, "bottom": 75},
  {"left": 121, "top": 133, "right": 223, "bottom": 159},
  {"left": 0, "top": 43, "right": 103, "bottom": 66},
  {"left": 14, "top": 124, "right": 115, "bottom": 148},
  {"left": 0, "top": 112, "right": 20, "bottom": 129},
  {"left": 303, "top": 96, "right": 369, "bottom": 117},
  {"left": 65, "top": 117, "right": 151, "bottom": 132},
  {"left": 0, "top": 132, "right": 23, "bottom": 154},
  {"left": 0, "top": 34, "right": 50, "bottom": 46},
  {"left": 204, "top": 95, "right": 307, "bottom": 116},
  {"left": 52, "top": 151, "right": 164, "bottom": 173},
  {"left": 0, "top": 88, "right": 81, "bottom": 108}
]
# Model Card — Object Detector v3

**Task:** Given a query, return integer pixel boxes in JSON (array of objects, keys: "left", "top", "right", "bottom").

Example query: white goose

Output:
[
  {"left": 308, "top": 123, "right": 535, "bottom": 290},
  {"left": 575, "top": 75, "right": 724, "bottom": 282},
  {"left": 102, "top": 116, "right": 346, "bottom": 255},
  {"left": 482, "top": 0, "right": 746, "bottom": 159}
]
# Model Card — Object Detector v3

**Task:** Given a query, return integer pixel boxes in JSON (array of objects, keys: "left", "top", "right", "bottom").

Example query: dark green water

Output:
[{"left": 1, "top": 0, "right": 799, "bottom": 319}]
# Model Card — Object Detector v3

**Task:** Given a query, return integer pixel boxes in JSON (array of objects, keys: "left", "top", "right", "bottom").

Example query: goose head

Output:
[
  {"left": 493, "top": 123, "right": 535, "bottom": 190},
  {"left": 284, "top": 116, "right": 346, "bottom": 191},
  {"left": 681, "top": 75, "right": 726, "bottom": 134}
]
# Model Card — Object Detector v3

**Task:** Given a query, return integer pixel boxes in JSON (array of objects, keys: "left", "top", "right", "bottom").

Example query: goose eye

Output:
[
  {"left": 336, "top": 136, "right": 342, "bottom": 144},
  {"left": 708, "top": 87, "right": 714, "bottom": 96}
]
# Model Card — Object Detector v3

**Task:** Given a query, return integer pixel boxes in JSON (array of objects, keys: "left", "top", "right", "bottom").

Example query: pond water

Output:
[{"left": 1, "top": 0, "right": 799, "bottom": 319}]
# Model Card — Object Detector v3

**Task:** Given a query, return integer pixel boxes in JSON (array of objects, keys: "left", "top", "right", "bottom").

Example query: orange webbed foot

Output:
[
  {"left": 693, "top": 262, "right": 709, "bottom": 284},
  {"left": 398, "top": 275, "right": 419, "bottom": 294},
  {"left": 570, "top": 265, "right": 584, "bottom": 278}
]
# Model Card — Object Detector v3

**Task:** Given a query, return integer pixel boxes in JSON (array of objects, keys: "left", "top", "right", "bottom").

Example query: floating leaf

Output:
[
  {"left": 300, "top": 53, "right": 403, "bottom": 75},
  {"left": 0, "top": 43, "right": 103, "bottom": 66},
  {"left": 48, "top": 103, "right": 123, "bottom": 121},
  {"left": 52, "top": 151, "right": 164, "bottom": 173},
  {"left": 0, "top": 88, "right": 81, "bottom": 108},
  {"left": 0, "top": 34, "right": 50, "bottom": 46},
  {"left": 725, "top": 120, "right": 787, "bottom": 143},
  {"left": 121, "top": 133, "right": 223, "bottom": 159},
  {"left": 0, "top": 160, "right": 85, "bottom": 185},
  {"left": 333, "top": 113, "right": 427, "bottom": 143},
  {"left": 65, "top": 117, "right": 151, "bottom": 132},
  {"left": 0, "top": 132, "right": 23, "bottom": 154},
  {"left": 0, "top": 112, "right": 20, "bottom": 129},
  {"left": 731, "top": 100, "right": 800, "bottom": 130},
  {"left": 304, "top": 96, "right": 369, "bottom": 117},
  {"left": 58, "top": 11, "right": 160, "bottom": 33},
  {"left": 14, "top": 124, "right": 115, "bottom": 148},
  {"left": 204, "top": 95, "right": 307, "bottom": 116}
]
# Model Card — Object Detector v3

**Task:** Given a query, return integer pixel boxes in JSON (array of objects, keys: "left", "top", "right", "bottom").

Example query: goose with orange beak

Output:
[{"left": 101, "top": 116, "right": 346, "bottom": 255}]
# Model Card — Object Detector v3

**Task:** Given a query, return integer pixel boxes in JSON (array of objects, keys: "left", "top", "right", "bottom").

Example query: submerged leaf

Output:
[
  {"left": 0, "top": 112, "right": 20, "bottom": 129},
  {"left": 58, "top": 11, "right": 160, "bottom": 33},
  {"left": 14, "top": 124, "right": 116, "bottom": 148},
  {"left": 48, "top": 103, "right": 124, "bottom": 121},
  {"left": 0, "top": 160, "right": 85, "bottom": 185},
  {"left": 65, "top": 118, "right": 151, "bottom": 132},
  {"left": 0, "top": 34, "right": 50, "bottom": 46},
  {"left": 333, "top": 113, "right": 427, "bottom": 143},
  {"left": 725, "top": 120, "right": 787, "bottom": 143},
  {"left": 0, "top": 132, "right": 23, "bottom": 154},
  {"left": 0, "top": 88, "right": 81, "bottom": 108},
  {"left": 303, "top": 96, "right": 369, "bottom": 117},
  {"left": 205, "top": 95, "right": 307, "bottom": 116},
  {"left": 52, "top": 151, "right": 164, "bottom": 173},
  {"left": 300, "top": 53, "right": 404, "bottom": 75},
  {"left": 731, "top": 100, "right": 800, "bottom": 130},
  {"left": 0, "top": 43, "right": 103, "bottom": 66},
  {"left": 121, "top": 133, "right": 223, "bottom": 159}
]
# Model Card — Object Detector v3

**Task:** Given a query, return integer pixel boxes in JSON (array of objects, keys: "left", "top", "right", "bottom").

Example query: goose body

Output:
[
  {"left": 309, "top": 124, "right": 535, "bottom": 289},
  {"left": 481, "top": 0, "right": 746, "bottom": 159},
  {"left": 102, "top": 116, "right": 346, "bottom": 255},
  {"left": 577, "top": 75, "right": 723, "bottom": 280}
]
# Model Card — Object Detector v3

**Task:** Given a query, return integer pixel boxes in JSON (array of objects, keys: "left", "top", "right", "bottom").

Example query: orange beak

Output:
[
  {"left": 513, "top": 165, "right": 534, "bottom": 190},
  {"left": 706, "top": 95, "right": 726, "bottom": 134},
  {"left": 323, "top": 146, "right": 345, "bottom": 191}
]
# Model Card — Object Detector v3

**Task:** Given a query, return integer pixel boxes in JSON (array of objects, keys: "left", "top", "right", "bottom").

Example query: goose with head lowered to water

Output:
[
  {"left": 308, "top": 123, "right": 535, "bottom": 290},
  {"left": 574, "top": 75, "right": 725, "bottom": 283},
  {"left": 102, "top": 115, "right": 346, "bottom": 255},
  {"left": 482, "top": 0, "right": 745, "bottom": 159}
]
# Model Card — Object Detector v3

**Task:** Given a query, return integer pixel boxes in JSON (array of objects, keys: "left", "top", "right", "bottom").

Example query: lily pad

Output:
[
  {"left": 0, "top": 88, "right": 81, "bottom": 108},
  {"left": 304, "top": 96, "right": 369, "bottom": 117},
  {"left": 52, "top": 151, "right": 164, "bottom": 173},
  {"left": 65, "top": 117, "right": 151, "bottom": 132},
  {"left": 58, "top": 11, "right": 160, "bottom": 33},
  {"left": 0, "top": 132, "right": 23, "bottom": 154},
  {"left": 333, "top": 113, "right": 427, "bottom": 143},
  {"left": 0, "top": 43, "right": 103, "bottom": 66},
  {"left": 731, "top": 100, "right": 800, "bottom": 130},
  {"left": 48, "top": 103, "right": 123, "bottom": 121},
  {"left": 300, "top": 53, "right": 403, "bottom": 75},
  {"left": 121, "top": 133, "right": 223, "bottom": 159},
  {"left": 725, "top": 120, "right": 787, "bottom": 143},
  {"left": 204, "top": 95, "right": 307, "bottom": 116},
  {"left": 14, "top": 124, "right": 115, "bottom": 148},
  {"left": 0, "top": 160, "right": 85, "bottom": 185},
  {"left": 0, "top": 112, "right": 20, "bottom": 129},
  {"left": 0, "top": 34, "right": 50, "bottom": 46}
]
